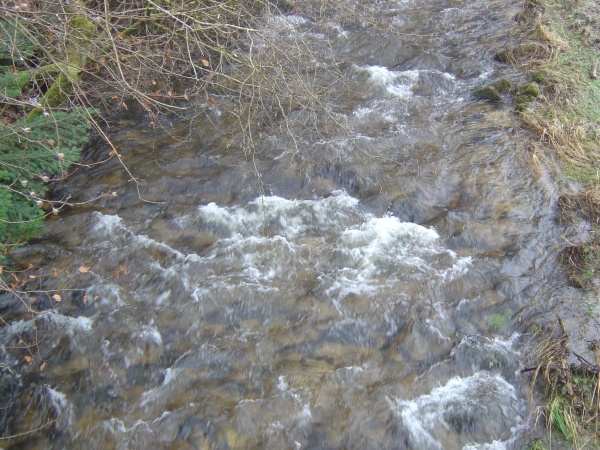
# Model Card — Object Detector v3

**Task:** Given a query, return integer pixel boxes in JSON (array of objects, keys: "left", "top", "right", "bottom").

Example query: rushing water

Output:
[{"left": 0, "top": 0, "right": 568, "bottom": 448}]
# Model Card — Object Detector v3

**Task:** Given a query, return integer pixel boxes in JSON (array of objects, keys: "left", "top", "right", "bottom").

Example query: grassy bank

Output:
[{"left": 497, "top": 0, "right": 600, "bottom": 447}]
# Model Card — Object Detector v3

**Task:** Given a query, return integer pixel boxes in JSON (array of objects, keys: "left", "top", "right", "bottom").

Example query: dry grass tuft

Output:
[
  {"left": 529, "top": 318, "right": 600, "bottom": 446},
  {"left": 559, "top": 187, "right": 600, "bottom": 226},
  {"left": 558, "top": 187, "right": 600, "bottom": 289},
  {"left": 519, "top": 111, "right": 587, "bottom": 163},
  {"left": 494, "top": 42, "right": 558, "bottom": 67},
  {"left": 559, "top": 231, "right": 600, "bottom": 289}
]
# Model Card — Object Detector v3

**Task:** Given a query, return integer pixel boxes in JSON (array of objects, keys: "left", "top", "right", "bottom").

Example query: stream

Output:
[{"left": 0, "top": 0, "right": 569, "bottom": 448}]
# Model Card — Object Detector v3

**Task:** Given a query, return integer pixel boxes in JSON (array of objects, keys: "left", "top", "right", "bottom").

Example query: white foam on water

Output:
[
  {"left": 137, "top": 325, "right": 163, "bottom": 347},
  {"left": 91, "top": 212, "right": 185, "bottom": 259},
  {"left": 86, "top": 283, "right": 127, "bottom": 309},
  {"left": 268, "top": 14, "right": 309, "bottom": 31},
  {"left": 184, "top": 195, "right": 472, "bottom": 341},
  {"left": 323, "top": 21, "right": 348, "bottom": 38},
  {"left": 46, "top": 386, "right": 74, "bottom": 428},
  {"left": 91, "top": 212, "right": 125, "bottom": 235},
  {"left": 464, "top": 441, "right": 510, "bottom": 450},
  {"left": 139, "top": 367, "right": 183, "bottom": 408},
  {"left": 365, "top": 66, "right": 418, "bottom": 98},
  {"left": 3, "top": 312, "right": 94, "bottom": 356},
  {"left": 361, "top": 65, "right": 458, "bottom": 101},
  {"left": 387, "top": 371, "right": 526, "bottom": 450},
  {"left": 197, "top": 192, "right": 361, "bottom": 240},
  {"left": 324, "top": 215, "right": 471, "bottom": 300},
  {"left": 40, "top": 311, "right": 93, "bottom": 333},
  {"left": 352, "top": 100, "right": 400, "bottom": 123},
  {"left": 136, "top": 234, "right": 185, "bottom": 260},
  {"left": 278, "top": 375, "right": 289, "bottom": 392},
  {"left": 162, "top": 367, "right": 180, "bottom": 386}
]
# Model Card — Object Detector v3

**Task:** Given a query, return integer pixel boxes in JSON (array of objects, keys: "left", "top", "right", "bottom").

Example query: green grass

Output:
[
  {"left": 528, "top": 438, "right": 548, "bottom": 450},
  {"left": 547, "top": 4, "right": 600, "bottom": 160},
  {"left": 516, "top": 0, "right": 600, "bottom": 432}
]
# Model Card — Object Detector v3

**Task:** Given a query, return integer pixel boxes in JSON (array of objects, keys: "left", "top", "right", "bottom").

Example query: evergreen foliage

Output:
[
  {"left": 0, "top": 16, "right": 92, "bottom": 249},
  {"left": 0, "top": 18, "right": 38, "bottom": 65},
  {"left": 0, "top": 109, "right": 92, "bottom": 247},
  {"left": 0, "top": 18, "right": 37, "bottom": 99},
  {"left": 0, "top": 70, "right": 30, "bottom": 99}
]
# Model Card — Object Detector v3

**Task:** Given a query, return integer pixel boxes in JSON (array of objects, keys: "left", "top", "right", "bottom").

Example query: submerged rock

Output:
[{"left": 473, "top": 85, "right": 501, "bottom": 101}]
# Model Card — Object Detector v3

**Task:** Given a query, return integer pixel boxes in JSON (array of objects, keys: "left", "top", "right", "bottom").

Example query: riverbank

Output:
[{"left": 499, "top": 0, "right": 600, "bottom": 446}]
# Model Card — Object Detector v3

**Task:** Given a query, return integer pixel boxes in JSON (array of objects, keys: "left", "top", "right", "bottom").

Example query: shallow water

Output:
[{"left": 0, "top": 0, "right": 568, "bottom": 448}]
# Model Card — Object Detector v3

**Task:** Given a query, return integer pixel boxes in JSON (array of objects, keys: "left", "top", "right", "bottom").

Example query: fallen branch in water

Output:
[{"left": 0, "top": 419, "right": 57, "bottom": 440}]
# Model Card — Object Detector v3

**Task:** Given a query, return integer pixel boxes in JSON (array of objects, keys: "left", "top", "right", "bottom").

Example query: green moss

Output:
[
  {"left": 515, "top": 94, "right": 534, "bottom": 111},
  {"left": 488, "top": 314, "right": 506, "bottom": 330},
  {"left": 69, "top": 16, "right": 96, "bottom": 38},
  {"left": 473, "top": 85, "right": 501, "bottom": 101},
  {"left": 493, "top": 78, "right": 512, "bottom": 93},
  {"left": 532, "top": 71, "right": 548, "bottom": 83},
  {"left": 487, "top": 308, "right": 512, "bottom": 331},
  {"left": 518, "top": 82, "right": 541, "bottom": 97}
]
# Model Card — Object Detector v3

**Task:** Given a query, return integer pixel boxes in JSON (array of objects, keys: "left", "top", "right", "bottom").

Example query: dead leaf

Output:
[
  {"left": 93, "top": 296, "right": 99, "bottom": 302},
  {"left": 117, "top": 31, "right": 124, "bottom": 40},
  {"left": 167, "top": 90, "right": 173, "bottom": 97},
  {"left": 52, "top": 294, "right": 61, "bottom": 302},
  {"left": 83, "top": 294, "right": 88, "bottom": 305},
  {"left": 200, "top": 58, "right": 210, "bottom": 67},
  {"left": 28, "top": 275, "right": 37, "bottom": 279},
  {"left": 39, "top": 361, "right": 46, "bottom": 372},
  {"left": 0, "top": 266, "right": 3, "bottom": 274},
  {"left": 208, "top": 97, "right": 216, "bottom": 106},
  {"left": 120, "top": 265, "right": 128, "bottom": 275},
  {"left": 79, "top": 265, "right": 91, "bottom": 273},
  {"left": 52, "top": 268, "right": 59, "bottom": 276},
  {"left": 24, "top": 355, "right": 33, "bottom": 364},
  {"left": 183, "top": 93, "right": 189, "bottom": 101},
  {"left": 7, "top": 66, "right": 14, "bottom": 73},
  {"left": 18, "top": 339, "right": 23, "bottom": 345}
]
